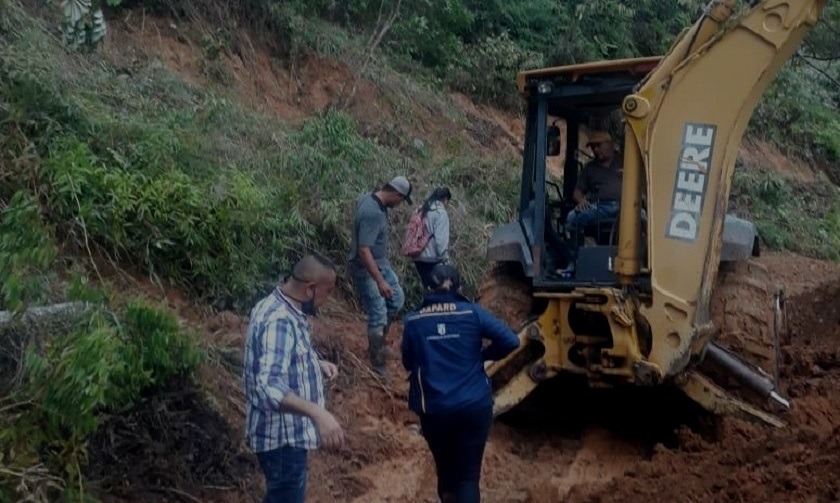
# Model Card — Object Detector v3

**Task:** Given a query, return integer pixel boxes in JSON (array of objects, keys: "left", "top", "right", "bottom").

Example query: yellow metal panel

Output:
[
  {"left": 625, "top": 0, "right": 826, "bottom": 377},
  {"left": 679, "top": 371, "right": 786, "bottom": 428}
]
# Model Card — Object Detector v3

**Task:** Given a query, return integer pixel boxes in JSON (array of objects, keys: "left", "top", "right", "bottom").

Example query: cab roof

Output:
[{"left": 517, "top": 56, "right": 663, "bottom": 96}]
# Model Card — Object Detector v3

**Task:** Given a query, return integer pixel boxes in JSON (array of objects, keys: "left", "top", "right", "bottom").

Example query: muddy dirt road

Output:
[
  {"left": 96, "top": 253, "right": 840, "bottom": 503},
  {"left": 302, "top": 254, "right": 840, "bottom": 503}
]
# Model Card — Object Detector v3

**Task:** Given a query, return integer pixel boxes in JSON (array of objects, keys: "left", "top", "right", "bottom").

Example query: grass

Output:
[
  {"left": 730, "top": 170, "right": 840, "bottom": 260},
  {"left": 0, "top": 1, "right": 520, "bottom": 313}
]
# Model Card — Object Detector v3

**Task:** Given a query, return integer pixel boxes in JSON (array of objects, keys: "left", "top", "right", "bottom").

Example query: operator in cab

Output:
[{"left": 562, "top": 130, "right": 623, "bottom": 275}]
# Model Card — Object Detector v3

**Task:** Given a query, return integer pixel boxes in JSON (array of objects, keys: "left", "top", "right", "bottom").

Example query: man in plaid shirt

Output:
[{"left": 243, "top": 253, "right": 345, "bottom": 503}]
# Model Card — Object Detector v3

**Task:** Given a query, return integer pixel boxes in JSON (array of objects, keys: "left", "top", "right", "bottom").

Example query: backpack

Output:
[{"left": 401, "top": 209, "right": 431, "bottom": 258}]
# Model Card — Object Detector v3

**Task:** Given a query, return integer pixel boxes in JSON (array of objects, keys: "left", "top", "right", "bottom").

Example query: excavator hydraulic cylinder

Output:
[{"left": 704, "top": 343, "right": 789, "bottom": 409}]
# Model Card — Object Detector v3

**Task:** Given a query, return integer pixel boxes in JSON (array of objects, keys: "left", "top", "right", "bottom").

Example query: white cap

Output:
[{"left": 388, "top": 175, "right": 413, "bottom": 204}]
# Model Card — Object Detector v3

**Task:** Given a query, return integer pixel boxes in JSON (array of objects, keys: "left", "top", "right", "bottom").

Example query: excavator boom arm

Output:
[
  {"left": 482, "top": 0, "right": 828, "bottom": 427},
  {"left": 619, "top": 0, "right": 828, "bottom": 378}
]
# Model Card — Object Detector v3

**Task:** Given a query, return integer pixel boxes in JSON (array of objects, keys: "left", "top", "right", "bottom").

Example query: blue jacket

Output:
[{"left": 401, "top": 292, "right": 520, "bottom": 415}]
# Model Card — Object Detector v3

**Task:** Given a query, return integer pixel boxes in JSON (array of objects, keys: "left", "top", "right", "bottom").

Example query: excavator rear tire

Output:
[
  {"left": 710, "top": 259, "right": 779, "bottom": 393},
  {"left": 476, "top": 262, "right": 534, "bottom": 331}
]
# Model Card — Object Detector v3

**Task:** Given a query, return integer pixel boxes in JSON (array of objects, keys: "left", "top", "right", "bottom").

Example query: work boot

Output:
[
  {"left": 382, "top": 321, "right": 397, "bottom": 360},
  {"left": 367, "top": 328, "right": 388, "bottom": 377}
]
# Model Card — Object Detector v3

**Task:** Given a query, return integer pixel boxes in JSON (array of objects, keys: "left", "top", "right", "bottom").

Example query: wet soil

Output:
[
  {"left": 87, "top": 253, "right": 840, "bottom": 503},
  {"left": 565, "top": 266, "right": 840, "bottom": 503}
]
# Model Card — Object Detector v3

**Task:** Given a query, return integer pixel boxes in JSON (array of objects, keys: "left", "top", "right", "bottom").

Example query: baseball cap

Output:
[
  {"left": 586, "top": 131, "right": 613, "bottom": 147},
  {"left": 389, "top": 175, "right": 413, "bottom": 204}
]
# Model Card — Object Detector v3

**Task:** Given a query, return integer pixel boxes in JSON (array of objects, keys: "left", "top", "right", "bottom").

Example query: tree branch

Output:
[
  {"left": 796, "top": 53, "right": 840, "bottom": 90},
  {"left": 332, "top": 0, "right": 403, "bottom": 110},
  {"left": 798, "top": 51, "right": 840, "bottom": 62},
  {"left": 800, "top": 39, "right": 840, "bottom": 62}
]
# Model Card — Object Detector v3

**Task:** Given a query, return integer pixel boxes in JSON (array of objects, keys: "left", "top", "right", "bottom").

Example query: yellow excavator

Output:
[{"left": 479, "top": 0, "right": 828, "bottom": 428}]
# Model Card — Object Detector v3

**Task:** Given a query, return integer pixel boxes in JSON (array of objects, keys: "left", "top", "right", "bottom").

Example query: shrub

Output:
[
  {"left": 730, "top": 171, "right": 840, "bottom": 260},
  {"left": 0, "top": 192, "right": 58, "bottom": 312},
  {"left": 40, "top": 137, "right": 306, "bottom": 309},
  {"left": 448, "top": 31, "right": 544, "bottom": 109},
  {"left": 2, "top": 299, "right": 203, "bottom": 501}
]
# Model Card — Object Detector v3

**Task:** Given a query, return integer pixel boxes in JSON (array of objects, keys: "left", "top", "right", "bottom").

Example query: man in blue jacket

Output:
[{"left": 401, "top": 263, "right": 520, "bottom": 503}]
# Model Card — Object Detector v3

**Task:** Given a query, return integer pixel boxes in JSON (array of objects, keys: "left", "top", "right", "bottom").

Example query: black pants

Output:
[
  {"left": 414, "top": 261, "right": 438, "bottom": 291},
  {"left": 419, "top": 405, "right": 493, "bottom": 503}
]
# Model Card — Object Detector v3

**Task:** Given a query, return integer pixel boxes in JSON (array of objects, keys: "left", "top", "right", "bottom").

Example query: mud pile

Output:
[
  {"left": 711, "top": 253, "right": 840, "bottom": 374},
  {"left": 565, "top": 278, "right": 840, "bottom": 503}
]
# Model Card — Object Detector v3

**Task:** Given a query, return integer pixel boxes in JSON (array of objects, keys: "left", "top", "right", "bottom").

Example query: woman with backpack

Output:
[{"left": 403, "top": 186, "right": 452, "bottom": 290}]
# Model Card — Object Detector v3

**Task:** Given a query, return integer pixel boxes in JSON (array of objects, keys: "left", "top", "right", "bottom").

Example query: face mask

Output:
[
  {"left": 300, "top": 286, "right": 318, "bottom": 317},
  {"left": 286, "top": 273, "right": 319, "bottom": 316}
]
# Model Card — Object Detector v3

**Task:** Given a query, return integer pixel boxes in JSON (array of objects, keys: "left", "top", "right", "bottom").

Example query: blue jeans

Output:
[
  {"left": 352, "top": 266, "right": 405, "bottom": 331},
  {"left": 419, "top": 405, "right": 493, "bottom": 503},
  {"left": 257, "top": 446, "right": 308, "bottom": 503},
  {"left": 565, "top": 200, "right": 620, "bottom": 232}
]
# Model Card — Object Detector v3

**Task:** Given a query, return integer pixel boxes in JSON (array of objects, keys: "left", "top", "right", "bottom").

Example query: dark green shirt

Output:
[{"left": 576, "top": 158, "right": 623, "bottom": 201}]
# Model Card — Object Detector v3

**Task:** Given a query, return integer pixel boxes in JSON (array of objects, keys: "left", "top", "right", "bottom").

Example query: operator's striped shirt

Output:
[{"left": 243, "top": 288, "right": 325, "bottom": 452}]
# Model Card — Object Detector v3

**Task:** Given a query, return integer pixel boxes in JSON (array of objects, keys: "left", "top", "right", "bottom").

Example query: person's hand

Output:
[
  {"left": 319, "top": 360, "right": 339, "bottom": 381},
  {"left": 313, "top": 409, "right": 345, "bottom": 449},
  {"left": 576, "top": 199, "right": 592, "bottom": 210},
  {"left": 377, "top": 279, "right": 394, "bottom": 299}
]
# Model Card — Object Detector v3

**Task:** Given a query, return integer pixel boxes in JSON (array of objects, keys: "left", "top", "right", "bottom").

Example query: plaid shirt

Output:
[{"left": 243, "top": 288, "right": 325, "bottom": 452}]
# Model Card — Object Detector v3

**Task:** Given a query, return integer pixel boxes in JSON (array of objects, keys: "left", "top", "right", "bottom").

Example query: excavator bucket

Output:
[
  {"left": 678, "top": 371, "right": 786, "bottom": 428},
  {"left": 485, "top": 321, "right": 546, "bottom": 416}
]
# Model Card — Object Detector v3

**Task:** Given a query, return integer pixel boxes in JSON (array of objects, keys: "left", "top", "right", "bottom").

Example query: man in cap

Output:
[
  {"left": 348, "top": 175, "right": 412, "bottom": 376},
  {"left": 562, "top": 130, "right": 623, "bottom": 275}
]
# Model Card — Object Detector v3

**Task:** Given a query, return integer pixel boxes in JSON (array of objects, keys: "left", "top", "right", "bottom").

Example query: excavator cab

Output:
[
  {"left": 480, "top": 0, "right": 827, "bottom": 428},
  {"left": 491, "top": 57, "right": 757, "bottom": 291}
]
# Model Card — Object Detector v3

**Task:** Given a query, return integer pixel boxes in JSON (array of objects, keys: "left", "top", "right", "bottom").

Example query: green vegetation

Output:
[
  {"left": 0, "top": 0, "right": 837, "bottom": 499},
  {"left": 0, "top": 189, "right": 202, "bottom": 502},
  {"left": 2, "top": 0, "right": 521, "bottom": 311},
  {"left": 0, "top": 296, "right": 203, "bottom": 501},
  {"left": 0, "top": 193, "right": 58, "bottom": 312},
  {"left": 752, "top": 61, "right": 840, "bottom": 181},
  {"left": 731, "top": 171, "right": 840, "bottom": 261}
]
